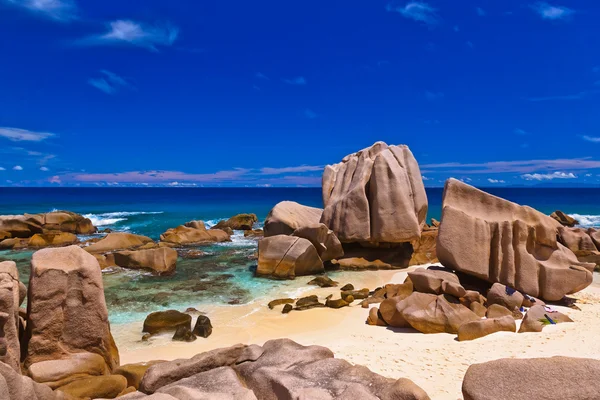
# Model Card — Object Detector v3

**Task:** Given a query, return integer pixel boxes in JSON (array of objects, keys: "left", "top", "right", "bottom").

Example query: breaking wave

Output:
[
  {"left": 83, "top": 211, "right": 163, "bottom": 227},
  {"left": 571, "top": 214, "right": 600, "bottom": 228}
]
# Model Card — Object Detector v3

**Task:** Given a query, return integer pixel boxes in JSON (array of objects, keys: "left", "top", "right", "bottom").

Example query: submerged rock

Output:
[
  {"left": 321, "top": 141, "right": 428, "bottom": 244},
  {"left": 160, "top": 221, "right": 231, "bottom": 246},
  {"left": 214, "top": 214, "right": 258, "bottom": 231},
  {"left": 437, "top": 179, "right": 594, "bottom": 301},
  {"left": 172, "top": 325, "right": 197, "bottom": 342}
]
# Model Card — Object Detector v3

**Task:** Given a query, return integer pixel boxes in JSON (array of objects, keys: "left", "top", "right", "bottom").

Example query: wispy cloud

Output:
[
  {"left": 476, "top": 7, "right": 486, "bottom": 16},
  {"left": 522, "top": 171, "right": 576, "bottom": 181},
  {"left": 13, "top": 165, "right": 23, "bottom": 171},
  {"left": 304, "top": 109, "right": 318, "bottom": 119},
  {"left": 421, "top": 158, "right": 600, "bottom": 174},
  {"left": 40, "top": 166, "right": 49, "bottom": 171},
  {"left": 527, "top": 91, "right": 588, "bottom": 102},
  {"left": 582, "top": 135, "right": 600, "bottom": 143},
  {"left": 530, "top": 2, "right": 574, "bottom": 20},
  {"left": 260, "top": 165, "right": 323, "bottom": 175},
  {"left": 88, "top": 70, "right": 133, "bottom": 95},
  {"left": 255, "top": 72, "right": 269, "bottom": 80},
  {"left": 386, "top": 2, "right": 440, "bottom": 26},
  {"left": 425, "top": 91, "right": 444, "bottom": 100},
  {"left": 282, "top": 76, "right": 307, "bottom": 85},
  {"left": 515, "top": 128, "right": 529, "bottom": 135},
  {"left": 0, "top": 127, "right": 55, "bottom": 142},
  {"left": 4, "top": 0, "right": 77, "bottom": 21},
  {"left": 487, "top": 178, "right": 506, "bottom": 183},
  {"left": 79, "top": 20, "right": 179, "bottom": 52},
  {"left": 0, "top": 167, "right": 5, "bottom": 171}
]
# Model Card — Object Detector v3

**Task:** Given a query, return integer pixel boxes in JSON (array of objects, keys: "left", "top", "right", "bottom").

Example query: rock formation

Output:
[
  {"left": 263, "top": 201, "right": 323, "bottom": 237},
  {"left": 550, "top": 210, "right": 579, "bottom": 227},
  {"left": 0, "top": 362, "right": 70, "bottom": 400},
  {"left": 112, "top": 248, "right": 177, "bottom": 275},
  {"left": 85, "top": 233, "right": 154, "bottom": 253},
  {"left": 214, "top": 214, "right": 258, "bottom": 231},
  {"left": 0, "top": 261, "right": 21, "bottom": 372},
  {"left": 291, "top": 223, "right": 344, "bottom": 262},
  {"left": 23, "top": 246, "right": 119, "bottom": 387},
  {"left": 558, "top": 227, "right": 600, "bottom": 269},
  {"left": 321, "top": 141, "right": 427, "bottom": 244},
  {"left": 462, "top": 357, "right": 600, "bottom": 400},
  {"left": 159, "top": 221, "right": 230, "bottom": 246},
  {"left": 437, "top": 179, "right": 594, "bottom": 301},
  {"left": 257, "top": 235, "right": 324, "bottom": 279}
]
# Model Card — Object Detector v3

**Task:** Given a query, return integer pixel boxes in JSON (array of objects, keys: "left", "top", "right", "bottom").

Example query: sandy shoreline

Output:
[{"left": 115, "top": 268, "right": 600, "bottom": 400}]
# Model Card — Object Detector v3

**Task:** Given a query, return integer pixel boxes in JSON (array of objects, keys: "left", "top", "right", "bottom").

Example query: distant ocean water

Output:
[{"left": 1, "top": 186, "right": 599, "bottom": 325}]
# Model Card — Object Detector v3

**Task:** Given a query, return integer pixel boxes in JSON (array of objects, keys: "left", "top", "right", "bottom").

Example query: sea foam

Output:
[
  {"left": 83, "top": 211, "right": 163, "bottom": 227},
  {"left": 571, "top": 214, "right": 600, "bottom": 228}
]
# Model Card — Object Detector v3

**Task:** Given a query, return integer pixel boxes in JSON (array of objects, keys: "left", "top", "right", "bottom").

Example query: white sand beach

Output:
[{"left": 116, "top": 268, "right": 600, "bottom": 400}]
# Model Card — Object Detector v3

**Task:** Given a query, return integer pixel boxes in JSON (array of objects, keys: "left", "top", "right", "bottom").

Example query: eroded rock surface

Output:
[
  {"left": 263, "top": 202, "right": 323, "bottom": 237},
  {"left": 257, "top": 235, "right": 324, "bottom": 279}
]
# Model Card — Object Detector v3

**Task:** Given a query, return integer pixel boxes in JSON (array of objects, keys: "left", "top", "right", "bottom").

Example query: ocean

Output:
[{"left": 1, "top": 186, "right": 599, "bottom": 325}]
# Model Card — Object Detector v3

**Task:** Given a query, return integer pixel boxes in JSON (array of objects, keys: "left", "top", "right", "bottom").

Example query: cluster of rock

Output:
[
  {"left": 0, "top": 211, "right": 95, "bottom": 250},
  {"left": 257, "top": 142, "right": 437, "bottom": 279},
  {"left": 367, "top": 266, "right": 573, "bottom": 340},
  {"left": 141, "top": 310, "right": 213, "bottom": 342},
  {"left": 557, "top": 225, "right": 600, "bottom": 271}
]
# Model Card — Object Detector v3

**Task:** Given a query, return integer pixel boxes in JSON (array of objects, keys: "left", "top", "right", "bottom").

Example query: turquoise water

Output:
[{"left": 1, "top": 187, "right": 599, "bottom": 324}]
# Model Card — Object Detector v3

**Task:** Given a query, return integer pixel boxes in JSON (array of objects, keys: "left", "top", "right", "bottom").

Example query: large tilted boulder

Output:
[
  {"left": 321, "top": 141, "right": 428, "bottom": 244},
  {"left": 257, "top": 236, "right": 324, "bottom": 279},
  {"left": 0, "top": 362, "right": 70, "bottom": 400},
  {"left": 112, "top": 248, "right": 177, "bottom": 275},
  {"left": 159, "top": 222, "right": 230, "bottom": 246},
  {"left": 139, "top": 339, "right": 430, "bottom": 399},
  {"left": 214, "top": 214, "right": 258, "bottom": 231},
  {"left": 437, "top": 179, "right": 594, "bottom": 301},
  {"left": 263, "top": 201, "right": 323, "bottom": 237},
  {"left": 462, "top": 357, "right": 600, "bottom": 400},
  {"left": 23, "top": 246, "right": 119, "bottom": 386},
  {"left": 85, "top": 232, "right": 154, "bottom": 253},
  {"left": 291, "top": 223, "right": 344, "bottom": 262},
  {"left": 0, "top": 261, "right": 21, "bottom": 372}
]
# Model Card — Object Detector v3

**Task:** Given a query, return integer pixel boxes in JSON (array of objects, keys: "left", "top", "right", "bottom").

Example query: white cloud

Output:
[
  {"left": 40, "top": 166, "right": 49, "bottom": 171},
  {"left": 0, "top": 127, "right": 55, "bottom": 142},
  {"left": 582, "top": 135, "right": 600, "bottom": 143},
  {"left": 13, "top": 165, "right": 23, "bottom": 171},
  {"left": 80, "top": 20, "right": 179, "bottom": 51},
  {"left": 422, "top": 176, "right": 431, "bottom": 181},
  {"left": 531, "top": 2, "right": 574, "bottom": 20},
  {"left": 5, "top": 0, "right": 77, "bottom": 21},
  {"left": 304, "top": 109, "right": 318, "bottom": 119},
  {"left": 282, "top": 76, "right": 307, "bottom": 85},
  {"left": 88, "top": 70, "right": 132, "bottom": 95},
  {"left": 260, "top": 165, "right": 323, "bottom": 175},
  {"left": 487, "top": 178, "right": 505, "bottom": 183},
  {"left": 585, "top": 173, "right": 592, "bottom": 177},
  {"left": 476, "top": 7, "right": 486, "bottom": 16},
  {"left": 387, "top": 2, "right": 439, "bottom": 26},
  {"left": 521, "top": 171, "right": 577, "bottom": 181},
  {"left": 0, "top": 167, "right": 5, "bottom": 171}
]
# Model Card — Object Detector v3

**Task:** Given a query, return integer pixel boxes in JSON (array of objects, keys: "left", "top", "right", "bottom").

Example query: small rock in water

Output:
[
  {"left": 340, "top": 283, "right": 354, "bottom": 291},
  {"left": 268, "top": 298, "right": 294, "bottom": 309},
  {"left": 282, "top": 304, "right": 293, "bottom": 314},
  {"left": 172, "top": 325, "right": 197, "bottom": 342},
  {"left": 193, "top": 315, "right": 213, "bottom": 338},
  {"left": 307, "top": 276, "right": 338, "bottom": 288}
]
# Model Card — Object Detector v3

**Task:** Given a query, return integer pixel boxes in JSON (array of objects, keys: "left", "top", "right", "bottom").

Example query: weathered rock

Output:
[
  {"left": 378, "top": 297, "right": 407, "bottom": 326},
  {"left": 267, "top": 298, "right": 294, "bottom": 309},
  {"left": 321, "top": 141, "right": 428, "bottom": 244},
  {"left": 282, "top": 304, "right": 293, "bottom": 314},
  {"left": 28, "top": 232, "right": 78, "bottom": 248},
  {"left": 590, "top": 228, "right": 600, "bottom": 250},
  {"left": 24, "top": 246, "right": 119, "bottom": 384},
  {"left": 85, "top": 232, "right": 154, "bottom": 253},
  {"left": 172, "top": 325, "right": 196, "bottom": 342},
  {"left": 112, "top": 248, "right": 177, "bottom": 275},
  {"left": 292, "top": 223, "right": 344, "bottom": 262},
  {"left": 361, "top": 297, "right": 385, "bottom": 308},
  {"left": 521, "top": 294, "right": 545, "bottom": 308},
  {"left": 437, "top": 179, "right": 594, "bottom": 301},
  {"left": 325, "top": 296, "right": 352, "bottom": 309},
  {"left": 469, "top": 302, "right": 487, "bottom": 318},
  {"left": 340, "top": 283, "right": 354, "bottom": 291},
  {"left": 341, "top": 288, "right": 370, "bottom": 300},
  {"left": 257, "top": 235, "right": 324, "bottom": 279},
  {"left": 0, "top": 211, "right": 95, "bottom": 239},
  {"left": 139, "top": 344, "right": 263, "bottom": 393},
  {"left": 402, "top": 294, "right": 479, "bottom": 334},
  {"left": 518, "top": 305, "right": 573, "bottom": 333},
  {"left": 486, "top": 283, "right": 524, "bottom": 310},
  {"left": 263, "top": 201, "right": 323, "bottom": 237},
  {"left": 244, "top": 229, "right": 264, "bottom": 238},
  {"left": 550, "top": 210, "right": 579, "bottom": 227},
  {"left": 214, "top": 214, "right": 258, "bottom": 231},
  {"left": 295, "top": 295, "right": 325, "bottom": 310},
  {"left": 383, "top": 282, "right": 414, "bottom": 299},
  {"left": 307, "top": 276, "right": 338, "bottom": 287},
  {"left": 57, "top": 375, "right": 127, "bottom": 399},
  {"left": 486, "top": 304, "right": 522, "bottom": 320},
  {"left": 457, "top": 316, "right": 516, "bottom": 341},
  {"left": 0, "top": 261, "right": 20, "bottom": 372},
  {"left": 192, "top": 315, "right": 212, "bottom": 338},
  {"left": 430, "top": 218, "right": 440, "bottom": 228},
  {"left": 114, "top": 361, "right": 166, "bottom": 390},
  {"left": 0, "top": 238, "right": 29, "bottom": 250},
  {"left": 330, "top": 242, "right": 414, "bottom": 270},
  {"left": 573, "top": 249, "right": 600, "bottom": 270},
  {"left": 143, "top": 311, "right": 191, "bottom": 335},
  {"left": 0, "top": 361, "right": 70, "bottom": 400},
  {"left": 409, "top": 228, "right": 439, "bottom": 266},
  {"left": 462, "top": 356, "right": 600, "bottom": 400},
  {"left": 156, "top": 366, "right": 258, "bottom": 400},
  {"left": 367, "top": 307, "right": 387, "bottom": 326},
  {"left": 159, "top": 222, "right": 230, "bottom": 246},
  {"left": 460, "top": 290, "right": 485, "bottom": 308},
  {"left": 558, "top": 226, "right": 598, "bottom": 252},
  {"left": 408, "top": 268, "right": 465, "bottom": 297}
]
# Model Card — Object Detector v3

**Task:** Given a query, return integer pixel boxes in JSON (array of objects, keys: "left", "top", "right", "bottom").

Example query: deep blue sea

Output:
[{"left": 1, "top": 187, "right": 599, "bottom": 325}]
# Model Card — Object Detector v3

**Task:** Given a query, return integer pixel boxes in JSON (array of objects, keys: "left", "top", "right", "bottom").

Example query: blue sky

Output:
[{"left": 1, "top": 0, "right": 600, "bottom": 187}]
